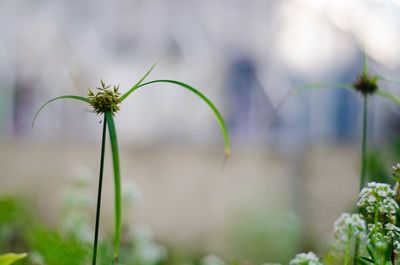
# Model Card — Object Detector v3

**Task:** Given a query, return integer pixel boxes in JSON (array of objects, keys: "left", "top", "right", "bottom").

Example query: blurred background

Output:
[{"left": 2, "top": 0, "right": 400, "bottom": 264}]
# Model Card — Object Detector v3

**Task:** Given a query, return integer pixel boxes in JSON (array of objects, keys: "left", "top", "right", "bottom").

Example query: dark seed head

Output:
[
  {"left": 88, "top": 80, "right": 121, "bottom": 114},
  {"left": 353, "top": 73, "right": 379, "bottom": 95}
]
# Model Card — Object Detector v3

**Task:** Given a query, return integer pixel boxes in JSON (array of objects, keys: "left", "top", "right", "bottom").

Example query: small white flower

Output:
[
  {"left": 333, "top": 213, "right": 366, "bottom": 244},
  {"left": 289, "top": 252, "right": 323, "bottom": 265},
  {"left": 357, "top": 182, "right": 398, "bottom": 223},
  {"left": 200, "top": 255, "right": 226, "bottom": 265},
  {"left": 378, "top": 190, "right": 387, "bottom": 197}
]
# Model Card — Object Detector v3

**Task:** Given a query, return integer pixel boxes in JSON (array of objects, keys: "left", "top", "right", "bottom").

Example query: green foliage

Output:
[
  {"left": 136, "top": 79, "right": 230, "bottom": 156},
  {"left": 105, "top": 112, "right": 122, "bottom": 259},
  {"left": 227, "top": 209, "right": 300, "bottom": 265},
  {"left": 0, "top": 253, "right": 27, "bottom": 265},
  {"left": 28, "top": 228, "right": 90, "bottom": 265},
  {"left": 0, "top": 197, "right": 32, "bottom": 252},
  {"left": 32, "top": 95, "right": 89, "bottom": 127},
  {"left": 365, "top": 151, "right": 392, "bottom": 185}
]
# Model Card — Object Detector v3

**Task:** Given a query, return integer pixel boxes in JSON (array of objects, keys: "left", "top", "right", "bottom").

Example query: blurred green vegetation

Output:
[
  {"left": 3, "top": 138, "right": 400, "bottom": 265},
  {"left": 227, "top": 208, "right": 301, "bottom": 265},
  {"left": 0, "top": 177, "right": 205, "bottom": 265},
  {"left": 0, "top": 193, "right": 216, "bottom": 265},
  {"left": 364, "top": 137, "right": 400, "bottom": 185}
]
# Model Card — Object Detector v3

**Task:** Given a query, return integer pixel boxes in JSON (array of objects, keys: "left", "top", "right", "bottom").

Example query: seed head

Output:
[
  {"left": 88, "top": 80, "right": 121, "bottom": 114},
  {"left": 353, "top": 73, "right": 379, "bottom": 95}
]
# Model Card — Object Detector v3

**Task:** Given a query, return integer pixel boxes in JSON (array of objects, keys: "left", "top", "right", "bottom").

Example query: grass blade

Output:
[
  {"left": 287, "top": 82, "right": 353, "bottom": 95},
  {"left": 0, "top": 253, "right": 27, "bottom": 265},
  {"left": 119, "top": 61, "right": 158, "bottom": 102},
  {"left": 32, "top": 95, "right": 89, "bottom": 127},
  {"left": 133, "top": 79, "right": 230, "bottom": 156},
  {"left": 105, "top": 112, "right": 122, "bottom": 263},
  {"left": 267, "top": 82, "right": 354, "bottom": 128},
  {"left": 378, "top": 76, "right": 400, "bottom": 87},
  {"left": 363, "top": 48, "right": 368, "bottom": 75},
  {"left": 375, "top": 89, "right": 400, "bottom": 105}
]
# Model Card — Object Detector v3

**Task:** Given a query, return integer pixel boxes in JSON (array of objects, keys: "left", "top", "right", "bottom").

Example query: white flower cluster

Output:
[
  {"left": 385, "top": 223, "right": 400, "bottom": 238},
  {"left": 357, "top": 182, "right": 398, "bottom": 222},
  {"left": 393, "top": 163, "right": 400, "bottom": 177},
  {"left": 200, "top": 255, "right": 226, "bottom": 265},
  {"left": 356, "top": 181, "right": 400, "bottom": 249},
  {"left": 289, "top": 252, "right": 323, "bottom": 265},
  {"left": 333, "top": 213, "right": 366, "bottom": 242},
  {"left": 367, "top": 222, "right": 400, "bottom": 250}
]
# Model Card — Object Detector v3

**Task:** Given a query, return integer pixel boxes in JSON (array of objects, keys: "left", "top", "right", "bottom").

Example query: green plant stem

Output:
[
  {"left": 354, "top": 95, "right": 368, "bottom": 265},
  {"left": 105, "top": 112, "right": 122, "bottom": 263},
  {"left": 344, "top": 228, "right": 352, "bottom": 265},
  {"left": 391, "top": 237, "right": 395, "bottom": 265},
  {"left": 360, "top": 95, "right": 368, "bottom": 191},
  {"left": 92, "top": 114, "right": 107, "bottom": 265},
  {"left": 353, "top": 237, "right": 360, "bottom": 265}
]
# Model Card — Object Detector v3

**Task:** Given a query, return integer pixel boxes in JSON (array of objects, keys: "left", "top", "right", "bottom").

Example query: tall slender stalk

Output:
[
  {"left": 345, "top": 228, "right": 354, "bottom": 265},
  {"left": 354, "top": 95, "right": 368, "bottom": 265},
  {"left": 360, "top": 95, "right": 368, "bottom": 191},
  {"left": 92, "top": 114, "right": 107, "bottom": 265}
]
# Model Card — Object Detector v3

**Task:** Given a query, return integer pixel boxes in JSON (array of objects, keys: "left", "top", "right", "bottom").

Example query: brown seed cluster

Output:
[
  {"left": 353, "top": 73, "right": 379, "bottom": 95},
  {"left": 88, "top": 80, "right": 121, "bottom": 114}
]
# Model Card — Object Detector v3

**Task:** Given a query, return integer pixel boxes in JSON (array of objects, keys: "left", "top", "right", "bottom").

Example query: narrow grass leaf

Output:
[
  {"left": 134, "top": 79, "right": 230, "bottom": 156},
  {"left": 119, "top": 61, "right": 158, "bottom": 102},
  {"left": 32, "top": 95, "right": 89, "bottom": 127},
  {"left": 378, "top": 76, "right": 400, "bottom": 87},
  {"left": 0, "top": 253, "right": 27, "bottom": 265},
  {"left": 363, "top": 49, "right": 368, "bottom": 75},
  {"left": 287, "top": 82, "right": 353, "bottom": 96},
  {"left": 105, "top": 112, "right": 122, "bottom": 261},
  {"left": 366, "top": 245, "right": 377, "bottom": 264},
  {"left": 357, "top": 257, "right": 373, "bottom": 265},
  {"left": 267, "top": 82, "right": 354, "bottom": 128},
  {"left": 375, "top": 89, "right": 400, "bottom": 105}
]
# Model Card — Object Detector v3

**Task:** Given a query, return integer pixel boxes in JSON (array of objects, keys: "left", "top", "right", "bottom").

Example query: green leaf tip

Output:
[
  {"left": 225, "top": 148, "right": 230, "bottom": 157},
  {"left": 119, "top": 61, "right": 159, "bottom": 102},
  {"left": 362, "top": 46, "right": 368, "bottom": 76},
  {"left": 135, "top": 79, "right": 230, "bottom": 157},
  {"left": 88, "top": 81, "right": 121, "bottom": 114},
  {"left": 0, "top": 253, "right": 27, "bottom": 265},
  {"left": 32, "top": 95, "right": 89, "bottom": 127}
]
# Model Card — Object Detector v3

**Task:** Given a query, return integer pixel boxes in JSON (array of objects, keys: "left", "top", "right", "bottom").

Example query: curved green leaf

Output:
[
  {"left": 0, "top": 253, "right": 27, "bottom": 265},
  {"left": 289, "top": 82, "right": 354, "bottom": 95},
  {"left": 268, "top": 82, "right": 354, "bottom": 128},
  {"left": 105, "top": 112, "right": 121, "bottom": 261},
  {"left": 377, "top": 76, "right": 400, "bottom": 87},
  {"left": 131, "top": 79, "right": 230, "bottom": 156},
  {"left": 32, "top": 95, "right": 89, "bottom": 127},
  {"left": 375, "top": 89, "right": 400, "bottom": 105},
  {"left": 119, "top": 61, "right": 158, "bottom": 102}
]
